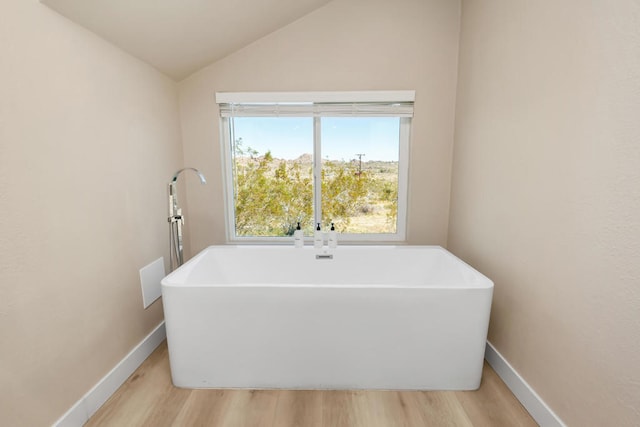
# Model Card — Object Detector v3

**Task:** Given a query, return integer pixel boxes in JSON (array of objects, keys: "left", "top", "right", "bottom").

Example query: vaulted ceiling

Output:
[{"left": 41, "top": 0, "right": 333, "bottom": 80}]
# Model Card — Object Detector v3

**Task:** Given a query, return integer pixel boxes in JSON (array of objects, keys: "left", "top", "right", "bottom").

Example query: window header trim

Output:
[
  {"left": 218, "top": 102, "right": 414, "bottom": 118},
  {"left": 215, "top": 90, "right": 415, "bottom": 104},
  {"left": 216, "top": 91, "right": 415, "bottom": 118}
]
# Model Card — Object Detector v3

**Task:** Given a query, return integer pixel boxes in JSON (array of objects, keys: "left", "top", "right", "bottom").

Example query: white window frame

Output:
[{"left": 218, "top": 91, "right": 413, "bottom": 244}]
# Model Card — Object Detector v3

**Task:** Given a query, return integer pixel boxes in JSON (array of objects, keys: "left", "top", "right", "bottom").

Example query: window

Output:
[{"left": 217, "top": 91, "right": 414, "bottom": 242}]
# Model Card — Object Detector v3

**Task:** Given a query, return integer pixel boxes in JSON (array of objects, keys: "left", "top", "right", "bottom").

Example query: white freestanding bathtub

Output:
[{"left": 161, "top": 245, "right": 493, "bottom": 390}]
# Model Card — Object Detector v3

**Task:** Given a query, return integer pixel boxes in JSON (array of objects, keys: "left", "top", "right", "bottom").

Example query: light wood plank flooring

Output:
[{"left": 86, "top": 342, "right": 537, "bottom": 426}]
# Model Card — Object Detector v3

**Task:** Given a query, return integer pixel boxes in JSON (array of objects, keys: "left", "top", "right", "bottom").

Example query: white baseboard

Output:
[
  {"left": 485, "top": 341, "right": 566, "bottom": 427},
  {"left": 53, "top": 321, "right": 166, "bottom": 427}
]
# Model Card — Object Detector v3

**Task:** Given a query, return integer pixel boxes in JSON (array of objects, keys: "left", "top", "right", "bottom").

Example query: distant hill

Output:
[{"left": 235, "top": 153, "right": 397, "bottom": 174}]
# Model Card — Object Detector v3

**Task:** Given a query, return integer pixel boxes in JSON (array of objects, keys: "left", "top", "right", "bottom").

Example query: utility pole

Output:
[{"left": 355, "top": 153, "right": 365, "bottom": 176}]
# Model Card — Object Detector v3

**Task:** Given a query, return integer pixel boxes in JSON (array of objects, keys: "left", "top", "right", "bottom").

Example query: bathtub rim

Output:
[{"left": 161, "top": 245, "right": 494, "bottom": 290}]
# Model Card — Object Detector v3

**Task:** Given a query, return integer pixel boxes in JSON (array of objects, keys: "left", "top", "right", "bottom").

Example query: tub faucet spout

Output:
[{"left": 168, "top": 167, "right": 207, "bottom": 271}]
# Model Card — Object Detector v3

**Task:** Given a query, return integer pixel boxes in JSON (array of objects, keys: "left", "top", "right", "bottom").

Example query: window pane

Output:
[
  {"left": 321, "top": 117, "right": 400, "bottom": 234},
  {"left": 231, "top": 117, "right": 314, "bottom": 236}
]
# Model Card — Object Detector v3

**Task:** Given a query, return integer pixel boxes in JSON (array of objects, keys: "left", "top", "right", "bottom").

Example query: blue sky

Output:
[{"left": 233, "top": 117, "right": 400, "bottom": 162}]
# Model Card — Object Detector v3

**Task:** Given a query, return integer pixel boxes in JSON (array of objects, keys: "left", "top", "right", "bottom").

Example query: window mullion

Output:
[{"left": 313, "top": 116, "right": 322, "bottom": 230}]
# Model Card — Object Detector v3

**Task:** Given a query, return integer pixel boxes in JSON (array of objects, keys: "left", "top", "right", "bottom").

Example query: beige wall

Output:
[
  {"left": 0, "top": 1, "right": 183, "bottom": 425},
  {"left": 449, "top": 1, "right": 640, "bottom": 425},
  {"left": 178, "top": 0, "right": 461, "bottom": 253}
]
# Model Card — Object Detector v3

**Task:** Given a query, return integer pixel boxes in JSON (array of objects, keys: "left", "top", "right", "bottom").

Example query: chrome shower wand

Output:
[{"left": 168, "top": 167, "right": 206, "bottom": 271}]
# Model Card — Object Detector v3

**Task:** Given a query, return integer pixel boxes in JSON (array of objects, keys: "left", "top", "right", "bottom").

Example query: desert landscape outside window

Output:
[{"left": 217, "top": 92, "right": 413, "bottom": 242}]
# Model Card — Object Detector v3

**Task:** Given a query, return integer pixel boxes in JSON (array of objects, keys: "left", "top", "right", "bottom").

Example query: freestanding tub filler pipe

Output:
[{"left": 168, "top": 167, "right": 206, "bottom": 271}]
